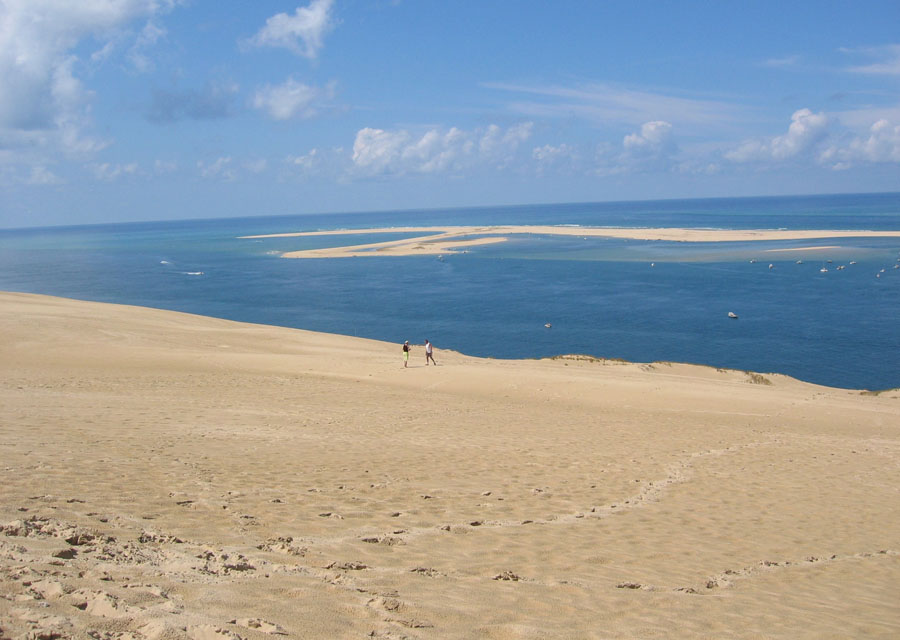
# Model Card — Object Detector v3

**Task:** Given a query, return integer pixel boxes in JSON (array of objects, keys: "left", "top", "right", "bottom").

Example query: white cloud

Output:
[
  {"left": 623, "top": 120, "right": 675, "bottom": 157},
  {"left": 129, "top": 20, "right": 167, "bottom": 72},
  {"left": 763, "top": 55, "right": 800, "bottom": 68},
  {"left": 479, "top": 122, "right": 533, "bottom": 158},
  {"left": 532, "top": 143, "right": 578, "bottom": 175},
  {"left": 485, "top": 82, "right": 742, "bottom": 132},
  {"left": 198, "top": 156, "right": 235, "bottom": 181},
  {"left": 843, "top": 44, "right": 900, "bottom": 75},
  {"left": 286, "top": 148, "right": 319, "bottom": 172},
  {"left": 532, "top": 143, "right": 573, "bottom": 162},
  {"left": 243, "top": 158, "right": 268, "bottom": 174},
  {"left": 820, "top": 119, "right": 900, "bottom": 169},
  {"left": 26, "top": 165, "right": 63, "bottom": 185},
  {"left": 0, "top": 0, "right": 176, "bottom": 157},
  {"left": 154, "top": 159, "right": 178, "bottom": 174},
  {"left": 91, "top": 162, "right": 138, "bottom": 181},
  {"left": 591, "top": 120, "right": 680, "bottom": 176},
  {"left": 352, "top": 128, "right": 411, "bottom": 174},
  {"left": 726, "top": 109, "right": 828, "bottom": 162},
  {"left": 770, "top": 109, "right": 828, "bottom": 159},
  {"left": 247, "top": 0, "right": 335, "bottom": 59},
  {"left": 252, "top": 78, "right": 334, "bottom": 120},
  {"left": 351, "top": 123, "right": 533, "bottom": 177}
]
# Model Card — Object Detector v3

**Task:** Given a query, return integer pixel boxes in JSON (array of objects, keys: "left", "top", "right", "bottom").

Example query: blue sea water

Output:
[{"left": 1, "top": 193, "right": 899, "bottom": 390}]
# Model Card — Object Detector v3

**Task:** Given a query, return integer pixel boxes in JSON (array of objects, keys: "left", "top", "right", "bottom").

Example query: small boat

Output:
[
  {"left": 820, "top": 267, "right": 828, "bottom": 273},
  {"left": 796, "top": 260, "right": 803, "bottom": 264},
  {"left": 750, "top": 259, "right": 757, "bottom": 264},
  {"left": 544, "top": 323, "right": 552, "bottom": 328},
  {"left": 728, "top": 312, "right": 738, "bottom": 319},
  {"left": 768, "top": 264, "right": 774, "bottom": 269},
  {"left": 650, "top": 262, "right": 655, "bottom": 267},
  {"left": 849, "top": 261, "right": 857, "bottom": 265}
]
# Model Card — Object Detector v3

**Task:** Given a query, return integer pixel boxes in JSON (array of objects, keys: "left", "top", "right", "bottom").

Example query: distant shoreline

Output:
[{"left": 239, "top": 225, "right": 900, "bottom": 258}]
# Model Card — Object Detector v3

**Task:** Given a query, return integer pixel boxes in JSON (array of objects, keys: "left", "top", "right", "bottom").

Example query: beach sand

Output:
[
  {"left": 238, "top": 226, "right": 900, "bottom": 258},
  {"left": 1, "top": 292, "right": 898, "bottom": 639}
]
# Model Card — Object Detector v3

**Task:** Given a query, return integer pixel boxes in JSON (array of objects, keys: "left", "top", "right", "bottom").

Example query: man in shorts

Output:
[{"left": 424, "top": 339, "right": 436, "bottom": 366}]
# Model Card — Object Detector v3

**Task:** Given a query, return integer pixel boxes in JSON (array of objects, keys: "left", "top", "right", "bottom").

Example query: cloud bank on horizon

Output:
[{"left": 1, "top": 0, "right": 899, "bottom": 227}]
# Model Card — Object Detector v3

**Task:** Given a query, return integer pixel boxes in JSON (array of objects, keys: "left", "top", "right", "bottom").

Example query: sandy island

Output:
[
  {"left": 239, "top": 226, "right": 900, "bottom": 258},
  {"left": 2, "top": 292, "right": 899, "bottom": 639}
]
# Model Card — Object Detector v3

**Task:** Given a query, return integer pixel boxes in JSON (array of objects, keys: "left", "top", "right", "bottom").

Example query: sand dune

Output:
[{"left": 1, "top": 292, "right": 898, "bottom": 639}]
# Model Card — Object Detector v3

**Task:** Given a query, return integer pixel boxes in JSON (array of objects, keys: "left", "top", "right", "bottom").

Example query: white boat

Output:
[
  {"left": 728, "top": 311, "right": 738, "bottom": 319},
  {"left": 820, "top": 267, "right": 828, "bottom": 273}
]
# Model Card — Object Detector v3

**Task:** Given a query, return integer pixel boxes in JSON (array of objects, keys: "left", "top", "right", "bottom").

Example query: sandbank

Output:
[
  {"left": 763, "top": 245, "right": 842, "bottom": 252},
  {"left": 239, "top": 225, "right": 900, "bottom": 258},
  {"left": 2, "top": 292, "right": 898, "bottom": 639}
]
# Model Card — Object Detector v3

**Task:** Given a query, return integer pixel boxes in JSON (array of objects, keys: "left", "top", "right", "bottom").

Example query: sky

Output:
[{"left": 1, "top": 0, "right": 899, "bottom": 228}]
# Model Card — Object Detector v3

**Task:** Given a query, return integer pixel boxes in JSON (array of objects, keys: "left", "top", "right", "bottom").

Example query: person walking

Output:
[
  {"left": 424, "top": 339, "right": 436, "bottom": 366},
  {"left": 402, "top": 340, "right": 410, "bottom": 367}
]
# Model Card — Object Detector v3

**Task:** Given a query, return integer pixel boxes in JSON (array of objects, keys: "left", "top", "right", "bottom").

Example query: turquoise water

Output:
[{"left": 1, "top": 193, "right": 899, "bottom": 390}]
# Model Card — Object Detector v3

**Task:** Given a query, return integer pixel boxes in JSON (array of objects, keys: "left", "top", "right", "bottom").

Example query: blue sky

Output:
[{"left": 1, "top": 0, "right": 899, "bottom": 228}]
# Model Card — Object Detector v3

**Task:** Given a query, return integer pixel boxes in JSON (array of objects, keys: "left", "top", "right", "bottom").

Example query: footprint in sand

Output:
[
  {"left": 187, "top": 625, "right": 244, "bottom": 640},
  {"left": 69, "top": 589, "right": 132, "bottom": 618},
  {"left": 229, "top": 619, "right": 288, "bottom": 635}
]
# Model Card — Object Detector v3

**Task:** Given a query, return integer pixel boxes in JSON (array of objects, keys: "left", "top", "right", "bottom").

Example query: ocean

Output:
[{"left": 1, "top": 193, "right": 899, "bottom": 390}]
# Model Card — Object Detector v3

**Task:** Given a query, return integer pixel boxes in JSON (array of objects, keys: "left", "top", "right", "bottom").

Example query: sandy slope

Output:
[{"left": 1, "top": 292, "right": 898, "bottom": 639}]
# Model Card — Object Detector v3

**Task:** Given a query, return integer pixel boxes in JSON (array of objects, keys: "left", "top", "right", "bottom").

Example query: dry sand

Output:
[
  {"left": 238, "top": 226, "right": 900, "bottom": 258},
  {"left": 1, "top": 292, "right": 898, "bottom": 639}
]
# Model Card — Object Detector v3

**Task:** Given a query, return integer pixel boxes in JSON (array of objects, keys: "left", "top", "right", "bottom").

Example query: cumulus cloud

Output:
[
  {"left": 146, "top": 82, "right": 239, "bottom": 123},
  {"left": 198, "top": 156, "right": 235, "bottom": 181},
  {"left": 0, "top": 0, "right": 176, "bottom": 152},
  {"left": 26, "top": 165, "right": 63, "bottom": 185},
  {"left": 726, "top": 109, "right": 828, "bottom": 162},
  {"left": 591, "top": 120, "right": 679, "bottom": 176},
  {"left": 352, "top": 128, "right": 411, "bottom": 174},
  {"left": 286, "top": 148, "right": 319, "bottom": 172},
  {"left": 532, "top": 143, "right": 573, "bottom": 162},
  {"left": 252, "top": 78, "right": 334, "bottom": 120},
  {"left": 623, "top": 121, "right": 676, "bottom": 157},
  {"left": 532, "top": 143, "right": 578, "bottom": 174},
  {"left": 820, "top": 119, "right": 900, "bottom": 169},
  {"left": 770, "top": 109, "right": 828, "bottom": 159},
  {"left": 350, "top": 123, "right": 532, "bottom": 176},
  {"left": 479, "top": 123, "right": 533, "bottom": 157},
  {"left": 91, "top": 162, "right": 139, "bottom": 181},
  {"left": 247, "top": 0, "right": 335, "bottom": 59}
]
